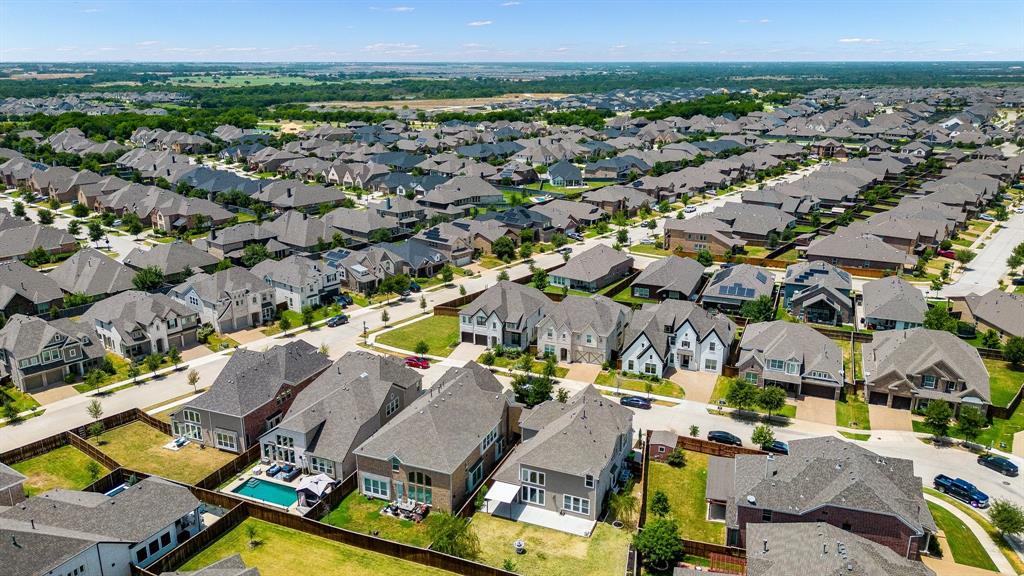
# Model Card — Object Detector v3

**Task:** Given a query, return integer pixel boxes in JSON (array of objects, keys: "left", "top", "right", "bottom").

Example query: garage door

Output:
[
  {"left": 461, "top": 331, "right": 474, "bottom": 343},
  {"left": 891, "top": 396, "right": 912, "bottom": 410},
  {"left": 868, "top": 391, "right": 889, "bottom": 405},
  {"left": 803, "top": 383, "right": 838, "bottom": 400},
  {"left": 474, "top": 334, "right": 488, "bottom": 345}
]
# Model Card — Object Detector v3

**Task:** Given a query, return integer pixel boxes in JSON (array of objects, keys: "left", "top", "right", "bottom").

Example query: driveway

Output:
[
  {"left": 668, "top": 370, "right": 718, "bottom": 404},
  {"left": 230, "top": 327, "right": 269, "bottom": 344},
  {"left": 795, "top": 396, "right": 836, "bottom": 426},
  {"left": 447, "top": 343, "right": 487, "bottom": 363},
  {"left": 942, "top": 211, "right": 1024, "bottom": 297},
  {"left": 31, "top": 384, "right": 79, "bottom": 405},
  {"left": 564, "top": 363, "right": 601, "bottom": 384},
  {"left": 181, "top": 346, "right": 214, "bottom": 362},
  {"left": 868, "top": 405, "right": 913, "bottom": 431}
]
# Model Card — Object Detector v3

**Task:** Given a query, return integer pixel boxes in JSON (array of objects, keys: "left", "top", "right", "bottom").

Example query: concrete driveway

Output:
[
  {"left": 181, "top": 345, "right": 213, "bottom": 362},
  {"left": 31, "top": 384, "right": 80, "bottom": 405},
  {"left": 868, "top": 404, "right": 913, "bottom": 431},
  {"left": 230, "top": 327, "right": 270, "bottom": 344},
  {"left": 564, "top": 363, "right": 601, "bottom": 384},
  {"left": 668, "top": 370, "right": 718, "bottom": 404},
  {"left": 795, "top": 396, "right": 836, "bottom": 426},
  {"left": 448, "top": 343, "right": 487, "bottom": 363}
]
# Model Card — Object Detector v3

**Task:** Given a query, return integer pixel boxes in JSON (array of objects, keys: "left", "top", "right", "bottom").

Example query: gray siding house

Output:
[{"left": 459, "top": 281, "right": 550, "bottom": 350}]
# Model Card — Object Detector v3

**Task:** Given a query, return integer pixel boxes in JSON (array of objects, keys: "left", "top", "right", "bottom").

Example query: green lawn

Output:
[
  {"left": 11, "top": 445, "right": 108, "bottom": 496},
  {"left": 835, "top": 388, "right": 871, "bottom": 431},
  {"left": 477, "top": 255, "right": 507, "bottom": 269},
  {"left": 628, "top": 244, "right": 670, "bottom": 257},
  {"left": 912, "top": 396, "right": 1024, "bottom": 451},
  {"left": 607, "top": 284, "right": 658, "bottom": 307},
  {"left": 836, "top": 340, "right": 862, "bottom": 381},
  {"left": 206, "top": 333, "right": 241, "bottom": 352},
  {"left": 96, "top": 421, "right": 235, "bottom": 484},
  {"left": 179, "top": 518, "right": 456, "bottom": 576},
  {"left": 838, "top": 431, "right": 871, "bottom": 441},
  {"left": 280, "top": 302, "right": 344, "bottom": 330},
  {"left": 594, "top": 370, "right": 683, "bottom": 399},
  {"left": 742, "top": 246, "right": 771, "bottom": 258},
  {"left": 72, "top": 353, "right": 175, "bottom": 392},
  {"left": 924, "top": 488, "right": 1024, "bottom": 575},
  {"left": 1, "top": 384, "right": 41, "bottom": 413},
  {"left": 479, "top": 354, "right": 569, "bottom": 378},
  {"left": 927, "top": 502, "right": 998, "bottom": 572},
  {"left": 543, "top": 284, "right": 593, "bottom": 297},
  {"left": 471, "top": 513, "right": 630, "bottom": 576},
  {"left": 708, "top": 376, "right": 797, "bottom": 419},
  {"left": 323, "top": 491, "right": 436, "bottom": 548},
  {"left": 983, "top": 359, "right": 1023, "bottom": 408},
  {"left": 646, "top": 459, "right": 724, "bottom": 543},
  {"left": 375, "top": 315, "right": 460, "bottom": 357}
]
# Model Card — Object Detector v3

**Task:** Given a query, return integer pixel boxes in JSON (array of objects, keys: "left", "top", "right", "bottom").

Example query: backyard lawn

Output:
[
  {"left": 179, "top": 518, "right": 456, "bottom": 576},
  {"left": 983, "top": 359, "right": 1023, "bottom": 408},
  {"left": 927, "top": 502, "right": 997, "bottom": 572},
  {"left": 471, "top": 513, "right": 630, "bottom": 576},
  {"left": 646, "top": 458, "right": 724, "bottom": 543},
  {"left": 323, "top": 492, "right": 436, "bottom": 548},
  {"left": 375, "top": 315, "right": 460, "bottom": 357},
  {"left": 543, "top": 284, "right": 593, "bottom": 297},
  {"left": 96, "top": 421, "right": 235, "bottom": 484},
  {"left": 608, "top": 285, "right": 658, "bottom": 307},
  {"left": 11, "top": 445, "right": 108, "bottom": 496},
  {"left": 594, "top": 370, "right": 684, "bottom": 399}
]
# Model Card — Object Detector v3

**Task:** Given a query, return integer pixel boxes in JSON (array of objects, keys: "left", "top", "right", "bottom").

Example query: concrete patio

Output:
[{"left": 483, "top": 500, "right": 596, "bottom": 537}]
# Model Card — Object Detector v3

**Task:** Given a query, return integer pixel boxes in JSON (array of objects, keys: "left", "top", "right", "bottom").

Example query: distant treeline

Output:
[{"left": 636, "top": 94, "right": 784, "bottom": 121}]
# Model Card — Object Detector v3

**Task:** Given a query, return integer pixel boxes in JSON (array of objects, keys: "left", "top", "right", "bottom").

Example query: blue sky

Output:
[{"left": 1, "top": 0, "right": 1022, "bottom": 62}]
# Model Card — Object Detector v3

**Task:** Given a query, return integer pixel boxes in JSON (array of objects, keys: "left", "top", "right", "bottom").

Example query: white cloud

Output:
[
  {"left": 361, "top": 42, "right": 422, "bottom": 55},
  {"left": 758, "top": 18, "right": 771, "bottom": 23},
  {"left": 501, "top": 1, "right": 520, "bottom": 5},
  {"left": 467, "top": 20, "right": 493, "bottom": 26},
  {"left": 463, "top": 42, "right": 484, "bottom": 48},
  {"left": 838, "top": 37, "right": 881, "bottom": 44},
  {"left": 371, "top": 5, "right": 414, "bottom": 11},
  {"left": 136, "top": 40, "right": 160, "bottom": 47}
]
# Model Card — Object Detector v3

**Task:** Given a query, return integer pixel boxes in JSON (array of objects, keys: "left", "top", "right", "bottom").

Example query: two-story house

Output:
[
  {"left": 0, "top": 260, "right": 64, "bottom": 319},
  {"left": 251, "top": 255, "right": 340, "bottom": 313},
  {"left": 170, "top": 267, "right": 276, "bottom": 334},
  {"left": 354, "top": 362, "right": 517, "bottom": 513},
  {"left": 487, "top": 386, "right": 633, "bottom": 536},
  {"left": 80, "top": 290, "right": 200, "bottom": 359},
  {"left": 629, "top": 255, "right": 706, "bottom": 302},
  {"left": 737, "top": 321, "right": 845, "bottom": 400},
  {"left": 663, "top": 216, "right": 746, "bottom": 256},
  {"left": 172, "top": 340, "right": 332, "bottom": 452},
  {"left": 700, "top": 264, "right": 775, "bottom": 313},
  {"left": 620, "top": 300, "right": 736, "bottom": 377},
  {"left": 781, "top": 261, "right": 854, "bottom": 326},
  {"left": 459, "top": 281, "right": 550, "bottom": 350},
  {"left": 535, "top": 295, "right": 631, "bottom": 365},
  {"left": 0, "top": 314, "right": 105, "bottom": 393},
  {"left": 259, "top": 351, "right": 422, "bottom": 479},
  {"left": 48, "top": 248, "right": 136, "bottom": 301},
  {"left": 862, "top": 328, "right": 991, "bottom": 413}
]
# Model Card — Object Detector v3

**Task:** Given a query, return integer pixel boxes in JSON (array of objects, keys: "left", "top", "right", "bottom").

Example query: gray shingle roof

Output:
[
  {"left": 703, "top": 263, "right": 774, "bottom": 303},
  {"left": 631, "top": 255, "right": 705, "bottom": 296},
  {"left": 173, "top": 267, "right": 271, "bottom": 304},
  {"left": 47, "top": 248, "right": 135, "bottom": 297},
  {"left": 0, "top": 260, "right": 63, "bottom": 308},
  {"left": 623, "top": 299, "right": 736, "bottom": 360},
  {"left": 861, "top": 277, "right": 926, "bottom": 324},
  {"left": 536, "top": 295, "right": 631, "bottom": 339},
  {"left": 783, "top": 261, "right": 852, "bottom": 292},
  {"left": 550, "top": 244, "right": 633, "bottom": 283},
  {"left": 462, "top": 281, "right": 550, "bottom": 327},
  {"left": 0, "top": 314, "right": 100, "bottom": 360},
  {"left": 739, "top": 321, "right": 844, "bottom": 385},
  {"left": 123, "top": 241, "right": 220, "bottom": 276},
  {"left": 81, "top": 290, "right": 195, "bottom": 343},
  {"left": 962, "top": 289, "right": 1024, "bottom": 338}
]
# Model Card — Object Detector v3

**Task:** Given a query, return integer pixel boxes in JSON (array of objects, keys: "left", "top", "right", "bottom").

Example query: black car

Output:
[
  {"left": 326, "top": 314, "right": 349, "bottom": 327},
  {"left": 619, "top": 396, "right": 652, "bottom": 410},
  {"left": 707, "top": 430, "right": 742, "bottom": 447},
  {"left": 978, "top": 454, "right": 1019, "bottom": 477},
  {"left": 335, "top": 293, "right": 353, "bottom": 307},
  {"left": 761, "top": 440, "right": 789, "bottom": 455},
  {"left": 409, "top": 281, "right": 421, "bottom": 293},
  {"left": 1013, "top": 277, "right": 1024, "bottom": 286}
]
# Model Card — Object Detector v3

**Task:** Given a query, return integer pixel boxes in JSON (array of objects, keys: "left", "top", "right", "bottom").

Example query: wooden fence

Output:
[
  {"left": 68, "top": 432, "right": 122, "bottom": 471},
  {"left": 304, "top": 471, "right": 357, "bottom": 520},
  {"left": 83, "top": 467, "right": 150, "bottom": 494},
  {"left": 674, "top": 435, "right": 766, "bottom": 458},
  {"left": 195, "top": 444, "right": 261, "bottom": 490},
  {"left": 146, "top": 502, "right": 249, "bottom": 574},
  {"left": 991, "top": 385, "right": 1024, "bottom": 420},
  {"left": 0, "top": 431, "right": 70, "bottom": 465}
]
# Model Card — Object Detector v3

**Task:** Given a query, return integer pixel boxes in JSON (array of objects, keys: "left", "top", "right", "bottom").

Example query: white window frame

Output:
[
  {"left": 520, "top": 467, "right": 545, "bottom": 486},
  {"left": 563, "top": 494, "right": 591, "bottom": 515},
  {"left": 704, "top": 358, "right": 718, "bottom": 371},
  {"left": 521, "top": 485, "right": 545, "bottom": 505},
  {"left": 644, "top": 362, "right": 657, "bottom": 375},
  {"left": 922, "top": 374, "right": 937, "bottom": 389},
  {"left": 214, "top": 430, "right": 237, "bottom": 451},
  {"left": 363, "top": 474, "right": 390, "bottom": 499},
  {"left": 480, "top": 425, "right": 499, "bottom": 455},
  {"left": 311, "top": 457, "right": 334, "bottom": 476},
  {"left": 385, "top": 394, "right": 400, "bottom": 417},
  {"left": 768, "top": 359, "right": 785, "bottom": 371},
  {"left": 584, "top": 474, "right": 594, "bottom": 488},
  {"left": 66, "top": 347, "right": 77, "bottom": 358},
  {"left": 182, "top": 409, "right": 201, "bottom": 424}
]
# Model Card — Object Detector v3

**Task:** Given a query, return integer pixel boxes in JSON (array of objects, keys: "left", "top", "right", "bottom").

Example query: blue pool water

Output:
[{"left": 232, "top": 478, "right": 297, "bottom": 508}]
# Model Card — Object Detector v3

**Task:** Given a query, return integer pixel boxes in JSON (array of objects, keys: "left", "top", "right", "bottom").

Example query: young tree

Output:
[
  {"left": 956, "top": 405, "right": 987, "bottom": 444},
  {"left": 245, "top": 523, "right": 261, "bottom": 550},
  {"left": 144, "top": 353, "right": 162, "bottom": 374},
  {"left": 689, "top": 424, "right": 700, "bottom": 437},
  {"left": 740, "top": 295, "right": 774, "bottom": 322},
  {"left": 441, "top": 264, "right": 454, "bottom": 285},
  {"left": 751, "top": 424, "right": 775, "bottom": 448},
  {"left": 88, "top": 220, "right": 104, "bottom": 243},
  {"left": 955, "top": 249, "right": 976, "bottom": 267},
  {"left": 428, "top": 512, "right": 480, "bottom": 560},
  {"left": 518, "top": 241, "right": 534, "bottom": 260},
  {"left": 665, "top": 448, "right": 686, "bottom": 468},
  {"left": 757, "top": 386, "right": 788, "bottom": 418},
  {"left": 650, "top": 490, "right": 671, "bottom": 517},
  {"left": 556, "top": 387, "right": 569, "bottom": 403},
  {"left": 990, "top": 500, "right": 1024, "bottom": 539},
  {"left": 318, "top": 342, "right": 329, "bottom": 356},
  {"left": 923, "top": 400, "right": 953, "bottom": 439},
  {"left": 726, "top": 378, "right": 758, "bottom": 411},
  {"left": 608, "top": 482, "right": 639, "bottom": 529},
  {"left": 981, "top": 329, "right": 1002, "bottom": 350},
  {"left": 414, "top": 341, "right": 430, "bottom": 356},
  {"left": 67, "top": 219, "right": 82, "bottom": 236},
  {"left": 531, "top": 267, "right": 548, "bottom": 289},
  {"left": 633, "top": 517, "right": 683, "bottom": 570},
  {"left": 84, "top": 369, "right": 104, "bottom": 391},
  {"left": 419, "top": 295, "right": 427, "bottom": 310},
  {"left": 168, "top": 347, "right": 181, "bottom": 367},
  {"left": 381, "top": 310, "right": 390, "bottom": 327},
  {"left": 72, "top": 203, "right": 89, "bottom": 218},
  {"left": 37, "top": 208, "right": 54, "bottom": 225},
  {"left": 923, "top": 305, "right": 957, "bottom": 333},
  {"left": 87, "top": 421, "right": 105, "bottom": 443},
  {"left": 86, "top": 460, "right": 102, "bottom": 482},
  {"left": 278, "top": 315, "right": 292, "bottom": 333},
  {"left": 86, "top": 398, "right": 104, "bottom": 421},
  {"left": 123, "top": 213, "right": 144, "bottom": 235},
  {"left": 497, "top": 270, "right": 510, "bottom": 281},
  {"left": 12, "top": 201, "right": 25, "bottom": 218},
  {"left": 616, "top": 228, "right": 629, "bottom": 245},
  {"left": 301, "top": 305, "right": 315, "bottom": 328},
  {"left": 459, "top": 284, "right": 467, "bottom": 296},
  {"left": 695, "top": 249, "right": 714, "bottom": 267},
  {"left": 187, "top": 368, "right": 200, "bottom": 393}
]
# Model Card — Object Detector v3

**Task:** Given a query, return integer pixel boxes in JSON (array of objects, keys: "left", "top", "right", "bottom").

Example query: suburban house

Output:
[
  {"left": 170, "top": 267, "right": 277, "bottom": 334},
  {"left": 781, "top": 261, "right": 854, "bottom": 326},
  {"left": 620, "top": 299, "right": 736, "bottom": 377},
  {"left": 259, "top": 351, "right": 422, "bottom": 480},
  {"left": 532, "top": 199, "right": 605, "bottom": 231},
  {"left": 123, "top": 241, "right": 221, "bottom": 284},
  {"left": 950, "top": 289, "right": 1024, "bottom": 342},
  {"left": 0, "top": 462, "right": 26, "bottom": 506},
  {"left": 535, "top": 295, "right": 632, "bottom": 364},
  {"left": 698, "top": 204, "right": 796, "bottom": 244},
  {"left": 700, "top": 264, "right": 775, "bottom": 312},
  {"left": 80, "top": 290, "right": 200, "bottom": 359},
  {"left": 172, "top": 341, "right": 332, "bottom": 452},
  {"left": 251, "top": 255, "right": 340, "bottom": 313},
  {"left": 547, "top": 160, "right": 583, "bottom": 187},
  {"left": 663, "top": 216, "right": 746, "bottom": 256},
  {"left": 459, "top": 281, "right": 550, "bottom": 350},
  {"left": 47, "top": 248, "right": 136, "bottom": 300},
  {"left": 629, "top": 255, "right": 705, "bottom": 301},
  {"left": 354, "top": 362, "right": 516, "bottom": 513},
  {"left": 0, "top": 259, "right": 64, "bottom": 318},
  {"left": 0, "top": 314, "right": 105, "bottom": 392},
  {"left": 707, "top": 436, "right": 935, "bottom": 558},
  {"left": 548, "top": 244, "right": 633, "bottom": 292},
  {"left": 487, "top": 386, "right": 633, "bottom": 536},
  {"left": 0, "top": 476, "right": 204, "bottom": 576},
  {"left": 411, "top": 224, "right": 475, "bottom": 267},
  {"left": 737, "top": 321, "right": 845, "bottom": 399},
  {"left": 416, "top": 175, "right": 504, "bottom": 219},
  {"left": 862, "top": 328, "right": 991, "bottom": 412},
  {"left": 581, "top": 186, "right": 651, "bottom": 217},
  {"left": 861, "top": 276, "right": 927, "bottom": 331},
  {"left": 805, "top": 231, "right": 917, "bottom": 272}
]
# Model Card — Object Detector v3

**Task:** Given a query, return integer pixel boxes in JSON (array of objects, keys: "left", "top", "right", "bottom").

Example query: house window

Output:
[
  {"left": 922, "top": 374, "right": 937, "bottom": 389},
  {"left": 585, "top": 474, "right": 594, "bottom": 488},
  {"left": 214, "top": 431, "right": 237, "bottom": 451},
  {"left": 708, "top": 342, "right": 716, "bottom": 352},
  {"left": 680, "top": 340, "right": 690, "bottom": 349},
  {"left": 476, "top": 316, "right": 486, "bottom": 326},
  {"left": 67, "top": 348, "right": 77, "bottom": 359},
  {"left": 182, "top": 410, "right": 201, "bottom": 424},
  {"left": 136, "top": 548, "right": 148, "bottom": 563},
  {"left": 635, "top": 287, "right": 650, "bottom": 298},
  {"left": 786, "top": 361, "right": 799, "bottom": 375},
  {"left": 363, "top": 475, "right": 389, "bottom": 498},
  {"left": 520, "top": 468, "right": 545, "bottom": 486},
  {"left": 544, "top": 344, "right": 554, "bottom": 355},
  {"left": 391, "top": 457, "right": 401, "bottom": 471},
  {"left": 480, "top": 425, "right": 499, "bottom": 454},
  {"left": 160, "top": 532, "right": 171, "bottom": 547},
  {"left": 762, "top": 509, "right": 773, "bottom": 522},
  {"left": 467, "top": 461, "right": 483, "bottom": 492},
  {"left": 546, "top": 328, "right": 553, "bottom": 339},
  {"left": 768, "top": 359, "right": 785, "bottom": 371},
  {"left": 644, "top": 363, "right": 657, "bottom": 375},
  {"left": 658, "top": 446, "right": 666, "bottom": 453},
  {"left": 627, "top": 360, "right": 634, "bottom": 371},
  {"left": 563, "top": 495, "right": 591, "bottom": 515},
  {"left": 407, "top": 471, "right": 432, "bottom": 505},
  {"left": 946, "top": 382, "right": 958, "bottom": 392},
  {"left": 311, "top": 457, "right": 334, "bottom": 476},
  {"left": 745, "top": 372, "right": 758, "bottom": 384},
  {"left": 275, "top": 434, "right": 294, "bottom": 448},
  {"left": 585, "top": 334, "right": 593, "bottom": 345},
  {"left": 704, "top": 359, "right": 718, "bottom": 371},
  {"left": 385, "top": 394, "right": 400, "bottom": 417},
  {"left": 521, "top": 485, "right": 545, "bottom": 505}
]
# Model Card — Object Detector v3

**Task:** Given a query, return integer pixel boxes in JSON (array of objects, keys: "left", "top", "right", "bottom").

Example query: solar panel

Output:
[{"left": 755, "top": 272, "right": 768, "bottom": 284}]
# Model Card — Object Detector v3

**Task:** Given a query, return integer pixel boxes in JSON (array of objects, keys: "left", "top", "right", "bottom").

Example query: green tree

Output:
[
  {"left": 441, "top": 264, "right": 454, "bottom": 285},
  {"left": 86, "top": 460, "right": 102, "bottom": 482},
  {"left": 1004, "top": 336, "right": 1024, "bottom": 365},
  {"left": 72, "top": 203, "right": 89, "bottom": 218},
  {"left": 726, "top": 378, "right": 758, "bottom": 411},
  {"left": 740, "top": 295, "right": 775, "bottom": 322},
  {"left": 428, "top": 512, "right": 480, "bottom": 559},
  {"left": 608, "top": 482, "right": 639, "bottom": 529},
  {"left": 923, "top": 305, "right": 957, "bottom": 333},
  {"left": 757, "top": 385, "right": 788, "bottom": 418},
  {"left": 251, "top": 202, "right": 270, "bottom": 223},
  {"left": 650, "top": 490, "right": 671, "bottom": 517},
  {"left": 242, "top": 243, "right": 270, "bottom": 267},
  {"left": 12, "top": 201, "right": 24, "bottom": 218},
  {"left": 531, "top": 267, "right": 548, "bottom": 289},
  {"left": 955, "top": 249, "right": 976, "bottom": 267},
  {"left": 86, "top": 398, "right": 104, "bottom": 421},
  {"left": 689, "top": 424, "right": 700, "bottom": 437},
  {"left": 665, "top": 448, "right": 686, "bottom": 468},
  {"left": 518, "top": 241, "right": 533, "bottom": 260},
  {"left": 278, "top": 315, "right": 292, "bottom": 332},
  {"left": 981, "top": 329, "right": 1002, "bottom": 349},
  {"left": 67, "top": 219, "right": 81, "bottom": 236},
  {"left": 419, "top": 294, "right": 427, "bottom": 310},
  {"left": 37, "top": 208, "right": 54, "bottom": 225},
  {"left": 751, "top": 424, "right": 775, "bottom": 448},
  {"left": 616, "top": 228, "right": 629, "bottom": 244},
  {"left": 556, "top": 387, "right": 569, "bottom": 403},
  {"left": 301, "top": 305, "right": 315, "bottom": 328},
  {"left": 633, "top": 517, "right": 683, "bottom": 569},
  {"left": 923, "top": 400, "right": 953, "bottom": 439},
  {"left": 144, "top": 353, "right": 162, "bottom": 374},
  {"left": 956, "top": 405, "right": 987, "bottom": 444},
  {"left": 497, "top": 270, "right": 510, "bottom": 281},
  {"left": 132, "top": 266, "right": 164, "bottom": 291},
  {"left": 168, "top": 347, "right": 181, "bottom": 367},
  {"left": 87, "top": 421, "right": 105, "bottom": 442},
  {"left": 123, "top": 213, "right": 144, "bottom": 234},
  {"left": 187, "top": 368, "right": 200, "bottom": 392},
  {"left": 381, "top": 309, "right": 390, "bottom": 327},
  {"left": 414, "top": 340, "right": 430, "bottom": 356},
  {"left": 990, "top": 500, "right": 1024, "bottom": 539},
  {"left": 492, "top": 236, "right": 516, "bottom": 261},
  {"left": 84, "top": 369, "right": 105, "bottom": 391},
  {"left": 127, "top": 361, "right": 140, "bottom": 383},
  {"left": 369, "top": 228, "right": 392, "bottom": 244},
  {"left": 88, "top": 220, "right": 104, "bottom": 242},
  {"left": 695, "top": 249, "right": 713, "bottom": 266}
]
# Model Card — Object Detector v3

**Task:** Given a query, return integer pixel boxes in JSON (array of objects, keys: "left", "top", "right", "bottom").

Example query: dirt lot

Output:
[{"left": 313, "top": 93, "right": 568, "bottom": 111}]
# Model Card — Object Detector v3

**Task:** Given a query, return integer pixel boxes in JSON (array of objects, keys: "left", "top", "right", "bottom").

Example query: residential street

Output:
[{"left": 942, "top": 210, "right": 1024, "bottom": 297}]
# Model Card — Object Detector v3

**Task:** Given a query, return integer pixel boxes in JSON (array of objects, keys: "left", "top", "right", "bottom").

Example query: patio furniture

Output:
[
  {"left": 173, "top": 437, "right": 187, "bottom": 448},
  {"left": 266, "top": 464, "right": 282, "bottom": 477},
  {"left": 252, "top": 467, "right": 263, "bottom": 476},
  {"left": 281, "top": 465, "right": 300, "bottom": 482}
]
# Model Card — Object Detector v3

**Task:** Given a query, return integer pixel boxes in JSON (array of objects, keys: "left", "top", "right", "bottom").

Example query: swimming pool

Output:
[{"left": 232, "top": 478, "right": 297, "bottom": 508}]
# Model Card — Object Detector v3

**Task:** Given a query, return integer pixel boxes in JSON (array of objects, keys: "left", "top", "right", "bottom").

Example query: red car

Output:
[
  {"left": 405, "top": 356, "right": 430, "bottom": 369},
  {"left": 937, "top": 249, "right": 956, "bottom": 259}
]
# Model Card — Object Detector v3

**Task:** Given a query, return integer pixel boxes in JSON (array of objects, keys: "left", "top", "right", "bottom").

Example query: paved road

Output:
[{"left": 942, "top": 211, "right": 1024, "bottom": 297}]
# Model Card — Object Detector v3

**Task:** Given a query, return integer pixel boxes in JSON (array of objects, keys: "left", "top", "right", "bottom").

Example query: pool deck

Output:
[{"left": 220, "top": 463, "right": 310, "bottom": 515}]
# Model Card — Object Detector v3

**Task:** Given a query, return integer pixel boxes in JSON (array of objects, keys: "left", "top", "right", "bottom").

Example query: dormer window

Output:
[{"left": 922, "top": 374, "right": 937, "bottom": 389}]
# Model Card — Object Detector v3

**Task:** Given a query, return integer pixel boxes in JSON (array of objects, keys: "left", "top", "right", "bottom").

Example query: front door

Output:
[
  {"left": 560, "top": 348, "right": 568, "bottom": 361},
  {"left": 679, "top": 354, "right": 690, "bottom": 369}
]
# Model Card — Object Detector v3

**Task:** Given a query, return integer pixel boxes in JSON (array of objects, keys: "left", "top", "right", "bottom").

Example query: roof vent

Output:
[{"left": 746, "top": 494, "right": 756, "bottom": 505}]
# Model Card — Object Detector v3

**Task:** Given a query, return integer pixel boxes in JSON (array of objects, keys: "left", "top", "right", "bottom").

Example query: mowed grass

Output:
[
  {"left": 835, "top": 388, "right": 871, "bottom": 431},
  {"left": 709, "top": 376, "right": 797, "bottom": 419},
  {"left": 646, "top": 459, "right": 725, "bottom": 544},
  {"left": 1, "top": 385, "right": 41, "bottom": 413},
  {"left": 375, "top": 315, "right": 460, "bottom": 357},
  {"left": 926, "top": 502, "right": 998, "bottom": 572},
  {"left": 322, "top": 491, "right": 437, "bottom": 548},
  {"left": 96, "top": 421, "right": 235, "bottom": 484},
  {"left": 480, "top": 354, "right": 570, "bottom": 378},
  {"left": 472, "top": 513, "right": 630, "bottom": 576},
  {"left": 983, "top": 358, "right": 1023, "bottom": 408},
  {"left": 594, "top": 370, "right": 684, "bottom": 399},
  {"left": 11, "top": 445, "right": 108, "bottom": 496},
  {"left": 179, "top": 518, "right": 456, "bottom": 576},
  {"left": 924, "top": 488, "right": 1024, "bottom": 575}
]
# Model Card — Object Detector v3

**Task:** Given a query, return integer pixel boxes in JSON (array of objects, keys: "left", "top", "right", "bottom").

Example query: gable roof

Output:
[
  {"left": 0, "top": 260, "right": 63, "bottom": 307},
  {"left": 550, "top": 244, "right": 633, "bottom": 283},
  {"left": 81, "top": 290, "right": 195, "bottom": 342},
  {"left": 48, "top": 248, "right": 136, "bottom": 297},
  {"left": 861, "top": 277, "right": 926, "bottom": 324},
  {"left": 536, "top": 295, "right": 631, "bottom": 338},
  {"left": 623, "top": 299, "right": 736, "bottom": 360},
  {"left": 461, "top": 281, "right": 550, "bottom": 326},
  {"left": 961, "top": 289, "right": 1024, "bottom": 338},
  {"left": 739, "top": 321, "right": 844, "bottom": 383},
  {"left": 631, "top": 255, "right": 705, "bottom": 296},
  {"left": 123, "top": 241, "right": 220, "bottom": 276}
]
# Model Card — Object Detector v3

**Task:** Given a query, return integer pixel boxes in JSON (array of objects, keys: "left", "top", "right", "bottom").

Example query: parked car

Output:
[
  {"left": 404, "top": 356, "right": 430, "bottom": 369},
  {"left": 684, "top": 205, "right": 697, "bottom": 214},
  {"left": 979, "top": 214, "right": 995, "bottom": 222},
  {"left": 399, "top": 289, "right": 411, "bottom": 299},
  {"left": 556, "top": 246, "right": 573, "bottom": 255},
  {"left": 1015, "top": 207, "right": 1024, "bottom": 214},
  {"left": 978, "top": 454, "right": 1019, "bottom": 477},
  {"left": 326, "top": 314, "right": 349, "bottom": 327},
  {"left": 933, "top": 474, "right": 989, "bottom": 508},
  {"left": 640, "top": 237, "right": 656, "bottom": 245},
  {"left": 567, "top": 231, "right": 583, "bottom": 240},
  {"left": 619, "top": 396, "right": 652, "bottom": 410},
  {"left": 937, "top": 249, "right": 956, "bottom": 259},
  {"left": 335, "top": 293, "right": 353, "bottom": 307},
  {"left": 1012, "top": 277, "right": 1024, "bottom": 286},
  {"left": 761, "top": 440, "right": 789, "bottom": 455},
  {"left": 707, "top": 430, "right": 742, "bottom": 447},
  {"left": 409, "top": 281, "right": 421, "bottom": 293}
]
